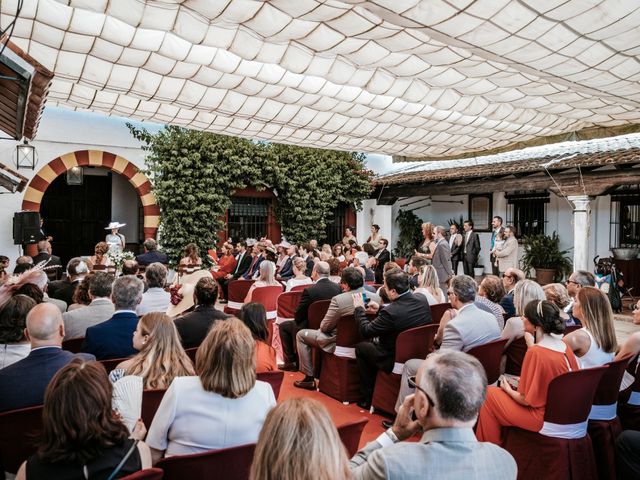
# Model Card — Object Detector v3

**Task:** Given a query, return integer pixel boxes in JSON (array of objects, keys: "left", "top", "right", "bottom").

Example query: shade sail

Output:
[{"left": 1, "top": 0, "right": 639, "bottom": 158}]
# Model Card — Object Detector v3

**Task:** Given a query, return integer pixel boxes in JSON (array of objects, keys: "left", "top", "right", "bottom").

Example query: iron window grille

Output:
[{"left": 505, "top": 192, "right": 549, "bottom": 238}]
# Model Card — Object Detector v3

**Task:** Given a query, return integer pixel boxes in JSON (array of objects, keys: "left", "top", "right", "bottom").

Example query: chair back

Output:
[
  {"left": 99, "top": 357, "right": 130, "bottom": 373},
  {"left": 92, "top": 264, "right": 107, "bottom": 271},
  {"left": 0, "top": 404, "right": 43, "bottom": 474},
  {"left": 429, "top": 302, "right": 451, "bottom": 324},
  {"left": 395, "top": 258, "right": 407, "bottom": 269},
  {"left": 177, "top": 264, "right": 203, "bottom": 275},
  {"left": 290, "top": 283, "right": 311, "bottom": 292},
  {"left": 120, "top": 468, "right": 164, "bottom": 480},
  {"left": 395, "top": 324, "right": 439, "bottom": 363},
  {"left": 185, "top": 347, "right": 198, "bottom": 364},
  {"left": 156, "top": 443, "right": 256, "bottom": 480},
  {"left": 331, "top": 314, "right": 367, "bottom": 360},
  {"left": 504, "top": 336, "right": 527, "bottom": 376},
  {"left": 62, "top": 336, "right": 85, "bottom": 353},
  {"left": 275, "top": 291, "right": 303, "bottom": 324},
  {"left": 307, "top": 299, "right": 331, "bottom": 330},
  {"left": 589, "top": 357, "right": 631, "bottom": 421},
  {"left": 224, "top": 280, "right": 255, "bottom": 314},
  {"left": 541, "top": 366, "right": 607, "bottom": 438},
  {"left": 564, "top": 325, "right": 582, "bottom": 335},
  {"left": 467, "top": 338, "right": 509, "bottom": 384},
  {"left": 336, "top": 417, "right": 368, "bottom": 457},
  {"left": 141, "top": 389, "right": 167, "bottom": 428},
  {"left": 251, "top": 285, "right": 284, "bottom": 320},
  {"left": 257, "top": 371, "right": 284, "bottom": 399}
]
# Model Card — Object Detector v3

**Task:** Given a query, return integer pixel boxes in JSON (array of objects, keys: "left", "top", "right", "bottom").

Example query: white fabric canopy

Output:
[{"left": 2, "top": 0, "right": 639, "bottom": 158}]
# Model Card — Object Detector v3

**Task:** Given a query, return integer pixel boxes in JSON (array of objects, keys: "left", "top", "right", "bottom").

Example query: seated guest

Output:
[
  {"left": 110, "top": 312, "right": 194, "bottom": 388},
  {"left": 174, "top": 277, "right": 228, "bottom": 349},
  {"left": 66, "top": 274, "right": 92, "bottom": 311},
  {"left": 476, "top": 300, "right": 576, "bottom": 446},
  {"left": 13, "top": 255, "right": 33, "bottom": 275},
  {"left": 49, "top": 258, "right": 89, "bottom": 307},
  {"left": 299, "top": 243, "right": 315, "bottom": 277},
  {"left": 501, "top": 279, "right": 546, "bottom": 348},
  {"left": 211, "top": 242, "right": 237, "bottom": 286},
  {"left": 543, "top": 283, "right": 572, "bottom": 324},
  {"left": 179, "top": 243, "right": 202, "bottom": 267},
  {"left": 20, "top": 269, "right": 66, "bottom": 313},
  {"left": 563, "top": 286, "right": 616, "bottom": 368},
  {"left": 354, "top": 251, "right": 375, "bottom": 282},
  {"left": 251, "top": 397, "right": 350, "bottom": 480},
  {"left": 565, "top": 270, "right": 597, "bottom": 326},
  {"left": 63, "top": 272, "right": 115, "bottom": 339},
  {"left": 31, "top": 240, "right": 62, "bottom": 281},
  {"left": 350, "top": 350, "right": 517, "bottom": 479},
  {"left": 477, "top": 275, "right": 507, "bottom": 330},
  {"left": 292, "top": 267, "right": 380, "bottom": 380},
  {"left": 616, "top": 430, "right": 640, "bottom": 479},
  {"left": 0, "top": 303, "right": 95, "bottom": 412},
  {"left": 242, "top": 241, "right": 264, "bottom": 280},
  {"left": 0, "top": 295, "right": 36, "bottom": 369},
  {"left": 414, "top": 265, "right": 446, "bottom": 305},
  {"left": 136, "top": 238, "right": 169, "bottom": 266},
  {"left": 407, "top": 255, "right": 429, "bottom": 289},
  {"left": 244, "top": 261, "right": 281, "bottom": 302},
  {"left": 137, "top": 263, "right": 170, "bottom": 315},
  {"left": 333, "top": 243, "right": 346, "bottom": 262},
  {"left": 239, "top": 303, "right": 277, "bottom": 373},
  {"left": 354, "top": 268, "right": 432, "bottom": 409},
  {"left": 82, "top": 276, "right": 143, "bottom": 360},
  {"left": 0, "top": 255, "right": 9, "bottom": 284},
  {"left": 15, "top": 359, "right": 151, "bottom": 480},
  {"left": 278, "top": 243, "right": 296, "bottom": 280},
  {"left": 285, "top": 257, "right": 313, "bottom": 292},
  {"left": 146, "top": 318, "right": 276, "bottom": 460},
  {"left": 219, "top": 241, "right": 252, "bottom": 302},
  {"left": 327, "top": 257, "right": 341, "bottom": 283},
  {"left": 500, "top": 268, "right": 525, "bottom": 320},
  {"left": 88, "top": 241, "right": 111, "bottom": 268},
  {"left": 616, "top": 298, "right": 640, "bottom": 361},
  {"left": 121, "top": 259, "right": 140, "bottom": 277}
]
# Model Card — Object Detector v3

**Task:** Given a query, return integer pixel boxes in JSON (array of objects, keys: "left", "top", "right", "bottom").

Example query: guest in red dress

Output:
[
  {"left": 476, "top": 300, "right": 578, "bottom": 446},
  {"left": 212, "top": 243, "right": 237, "bottom": 282}
]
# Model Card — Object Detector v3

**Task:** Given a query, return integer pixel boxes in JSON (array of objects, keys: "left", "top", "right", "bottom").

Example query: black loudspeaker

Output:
[{"left": 13, "top": 211, "right": 41, "bottom": 245}]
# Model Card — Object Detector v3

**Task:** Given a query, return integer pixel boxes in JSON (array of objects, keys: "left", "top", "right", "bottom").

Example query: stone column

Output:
[{"left": 568, "top": 195, "right": 592, "bottom": 272}]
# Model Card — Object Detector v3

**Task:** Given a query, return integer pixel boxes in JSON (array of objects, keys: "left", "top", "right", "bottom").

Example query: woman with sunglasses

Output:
[{"left": 476, "top": 300, "right": 578, "bottom": 446}]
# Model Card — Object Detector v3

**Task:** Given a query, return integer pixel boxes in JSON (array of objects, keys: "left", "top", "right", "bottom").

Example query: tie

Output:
[{"left": 234, "top": 253, "right": 244, "bottom": 274}]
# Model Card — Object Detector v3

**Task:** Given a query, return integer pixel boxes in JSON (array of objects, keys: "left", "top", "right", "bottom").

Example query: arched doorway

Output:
[{"left": 22, "top": 150, "right": 159, "bottom": 263}]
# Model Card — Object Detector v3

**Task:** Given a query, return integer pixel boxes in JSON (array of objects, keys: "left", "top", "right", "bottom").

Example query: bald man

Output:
[{"left": 0, "top": 303, "right": 94, "bottom": 412}]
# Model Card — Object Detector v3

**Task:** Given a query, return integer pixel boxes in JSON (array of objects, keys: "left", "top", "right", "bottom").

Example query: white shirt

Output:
[
  {"left": 146, "top": 376, "right": 276, "bottom": 457},
  {"left": 137, "top": 288, "right": 171, "bottom": 316}
]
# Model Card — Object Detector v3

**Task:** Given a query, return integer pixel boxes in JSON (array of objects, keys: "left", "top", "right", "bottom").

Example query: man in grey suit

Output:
[
  {"left": 62, "top": 272, "right": 115, "bottom": 339},
  {"left": 431, "top": 226, "right": 453, "bottom": 291},
  {"left": 393, "top": 275, "right": 501, "bottom": 414},
  {"left": 294, "top": 267, "right": 380, "bottom": 390},
  {"left": 350, "top": 350, "right": 517, "bottom": 480}
]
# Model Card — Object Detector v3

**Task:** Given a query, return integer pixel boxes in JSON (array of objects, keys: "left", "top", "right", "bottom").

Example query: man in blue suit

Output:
[
  {"left": 0, "top": 303, "right": 95, "bottom": 412},
  {"left": 82, "top": 275, "right": 143, "bottom": 360},
  {"left": 135, "top": 238, "right": 169, "bottom": 266}
]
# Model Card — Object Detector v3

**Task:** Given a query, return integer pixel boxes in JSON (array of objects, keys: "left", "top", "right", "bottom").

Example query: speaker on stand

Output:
[{"left": 13, "top": 211, "right": 42, "bottom": 246}]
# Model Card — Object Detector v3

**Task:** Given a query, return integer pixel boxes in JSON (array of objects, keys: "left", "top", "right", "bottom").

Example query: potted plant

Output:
[
  {"left": 521, "top": 232, "right": 572, "bottom": 285},
  {"left": 393, "top": 209, "right": 423, "bottom": 261}
]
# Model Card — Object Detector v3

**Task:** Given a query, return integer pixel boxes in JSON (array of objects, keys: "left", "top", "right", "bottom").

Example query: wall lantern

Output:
[
  {"left": 66, "top": 166, "right": 83, "bottom": 185},
  {"left": 15, "top": 140, "right": 36, "bottom": 170}
]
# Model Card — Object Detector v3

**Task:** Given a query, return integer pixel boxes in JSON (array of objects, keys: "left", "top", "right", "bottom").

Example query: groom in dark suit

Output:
[{"left": 462, "top": 220, "right": 481, "bottom": 276}]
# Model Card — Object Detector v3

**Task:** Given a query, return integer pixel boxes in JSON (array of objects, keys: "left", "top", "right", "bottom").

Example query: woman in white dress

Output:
[
  {"left": 413, "top": 265, "right": 446, "bottom": 305},
  {"left": 105, "top": 221, "right": 126, "bottom": 253},
  {"left": 285, "top": 257, "right": 313, "bottom": 292}
]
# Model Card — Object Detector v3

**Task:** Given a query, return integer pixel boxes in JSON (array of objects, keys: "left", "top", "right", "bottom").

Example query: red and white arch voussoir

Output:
[{"left": 21, "top": 150, "right": 159, "bottom": 239}]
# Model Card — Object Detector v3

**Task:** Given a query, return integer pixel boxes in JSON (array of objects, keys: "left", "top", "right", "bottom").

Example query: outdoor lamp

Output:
[{"left": 16, "top": 140, "right": 36, "bottom": 170}]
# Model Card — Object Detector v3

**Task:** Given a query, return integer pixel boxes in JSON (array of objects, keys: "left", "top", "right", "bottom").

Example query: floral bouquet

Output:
[{"left": 106, "top": 250, "right": 135, "bottom": 273}]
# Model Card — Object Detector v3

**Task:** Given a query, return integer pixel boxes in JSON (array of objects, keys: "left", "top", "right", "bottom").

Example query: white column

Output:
[{"left": 568, "top": 195, "right": 591, "bottom": 272}]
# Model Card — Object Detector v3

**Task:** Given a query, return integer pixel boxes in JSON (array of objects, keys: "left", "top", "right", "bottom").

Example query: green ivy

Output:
[
  {"left": 393, "top": 209, "right": 424, "bottom": 259},
  {"left": 129, "top": 125, "right": 373, "bottom": 264}
]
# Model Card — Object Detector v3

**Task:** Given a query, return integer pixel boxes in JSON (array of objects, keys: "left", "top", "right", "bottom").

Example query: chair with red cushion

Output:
[
  {"left": 0, "top": 404, "right": 43, "bottom": 474},
  {"left": 318, "top": 314, "right": 366, "bottom": 404},
  {"left": 504, "top": 336, "right": 527, "bottom": 376},
  {"left": 99, "top": 357, "right": 130, "bottom": 373},
  {"left": 337, "top": 417, "right": 369, "bottom": 457},
  {"left": 271, "top": 290, "right": 302, "bottom": 362},
  {"left": 257, "top": 371, "right": 284, "bottom": 400},
  {"left": 156, "top": 443, "right": 256, "bottom": 480},
  {"left": 588, "top": 357, "right": 631, "bottom": 480},
  {"left": 290, "top": 283, "right": 311, "bottom": 292},
  {"left": 251, "top": 285, "right": 285, "bottom": 321},
  {"left": 307, "top": 299, "right": 332, "bottom": 377},
  {"left": 467, "top": 338, "right": 509, "bottom": 385},
  {"left": 429, "top": 302, "right": 451, "bottom": 324},
  {"left": 371, "top": 324, "right": 439, "bottom": 415},
  {"left": 503, "top": 366, "right": 607, "bottom": 480},
  {"left": 618, "top": 354, "right": 640, "bottom": 430},
  {"left": 564, "top": 325, "right": 582, "bottom": 335},
  {"left": 223, "top": 280, "right": 255, "bottom": 316},
  {"left": 141, "top": 389, "right": 167, "bottom": 429},
  {"left": 62, "top": 336, "right": 85, "bottom": 353},
  {"left": 120, "top": 468, "right": 164, "bottom": 479}
]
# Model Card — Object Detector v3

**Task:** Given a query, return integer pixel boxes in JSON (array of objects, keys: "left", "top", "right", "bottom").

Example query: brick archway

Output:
[{"left": 21, "top": 150, "right": 159, "bottom": 239}]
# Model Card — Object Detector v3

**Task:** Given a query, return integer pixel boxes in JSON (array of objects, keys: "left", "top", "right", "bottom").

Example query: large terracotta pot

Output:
[{"left": 535, "top": 267, "right": 555, "bottom": 285}]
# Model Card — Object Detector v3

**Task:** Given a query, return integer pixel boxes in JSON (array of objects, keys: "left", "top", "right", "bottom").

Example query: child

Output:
[{"left": 492, "top": 231, "right": 505, "bottom": 267}]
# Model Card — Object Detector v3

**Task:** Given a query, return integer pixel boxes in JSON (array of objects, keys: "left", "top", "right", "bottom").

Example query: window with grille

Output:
[
  {"left": 610, "top": 186, "right": 640, "bottom": 247},
  {"left": 324, "top": 203, "right": 348, "bottom": 245},
  {"left": 505, "top": 192, "right": 549, "bottom": 237},
  {"left": 227, "top": 196, "right": 270, "bottom": 241}
]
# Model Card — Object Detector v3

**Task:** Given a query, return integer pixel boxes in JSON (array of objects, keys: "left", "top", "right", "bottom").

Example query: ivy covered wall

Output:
[{"left": 129, "top": 125, "right": 373, "bottom": 264}]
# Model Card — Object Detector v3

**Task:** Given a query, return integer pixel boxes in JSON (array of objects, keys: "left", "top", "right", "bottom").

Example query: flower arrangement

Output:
[{"left": 106, "top": 250, "right": 135, "bottom": 273}]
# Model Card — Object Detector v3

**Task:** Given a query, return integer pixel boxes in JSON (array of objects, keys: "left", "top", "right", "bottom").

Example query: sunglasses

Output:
[{"left": 408, "top": 376, "right": 435, "bottom": 407}]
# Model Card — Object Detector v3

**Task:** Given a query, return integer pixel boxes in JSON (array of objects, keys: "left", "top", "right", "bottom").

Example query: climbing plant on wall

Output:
[{"left": 129, "top": 125, "right": 373, "bottom": 264}]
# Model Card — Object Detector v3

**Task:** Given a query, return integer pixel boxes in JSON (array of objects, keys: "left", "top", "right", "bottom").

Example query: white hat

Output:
[
  {"left": 167, "top": 270, "right": 213, "bottom": 317},
  {"left": 105, "top": 221, "right": 126, "bottom": 230},
  {"left": 246, "top": 238, "right": 257, "bottom": 247},
  {"left": 277, "top": 240, "right": 291, "bottom": 248}
]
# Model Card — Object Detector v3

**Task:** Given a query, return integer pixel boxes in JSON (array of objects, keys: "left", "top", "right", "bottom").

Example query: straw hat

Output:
[
  {"left": 105, "top": 221, "right": 126, "bottom": 230},
  {"left": 166, "top": 269, "right": 213, "bottom": 317}
]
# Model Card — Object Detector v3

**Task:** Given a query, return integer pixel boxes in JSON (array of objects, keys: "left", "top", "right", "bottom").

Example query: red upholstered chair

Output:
[
  {"left": 290, "top": 283, "right": 311, "bottom": 292},
  {"left": 307, "top": 299, "right": 332, "bottom": 377},
  {"left": 141, "top": 389, "right": 167, "bottom": 429},
  {"left": 337, "top": 417, "right": 369, "bottom": 457},
  {"left": 251, "top": 285, "right": 285, "bottom": 322},
  {"left": 395, "top": 258, "right": 406, "bottom": 269},
  {"left": 223, "top": 280, "right": 255, "bottom": 316},
  {"left": 467, "top": 338, "right": 509, "bottom": 385},
  {"left": 185, "top": 347, "right": 198, "bottom": 364},
  {"left": 504, "top": 336, "right": 527, "bottom": 376},
  {"left": 564, "top": 325, "right": 582, "bottom": 335},
  {"left": 99, "top": 356, "right": 130, "bottom": 373},
  {"left": 257, "top": 371, "right": 284, "bottom": 400},
  {"left": 429, "top": 302, "right": 451, "bottom": 324},
  {"left": 272, "top": 290, "right": 302, "bottom": 362},
  {"left": 156, "top": 443, "right": 256, "bottom": 480},
  {"left": 588, "top": 357, "right": 632, "bottom": 480},
  {"left": 120, "top": 468, "right": 164, "bottom": 479},
  {"left": 371, "top": 324, "right": 439, "bottom": 415},
  {"left": 0, "top": 404, "right": 43, "bottom": 474},
  {"left": 318, "top": 314, "right": 365, "bottom": 404},
  {"left": 618, "top": 354, "right": 640, "bottom": 430},
  {"left": 503, "top": 366, "right": 607, "bottom": 480},
  {"left": 62, "top": 336, "right": 85, "bottom": 353}
]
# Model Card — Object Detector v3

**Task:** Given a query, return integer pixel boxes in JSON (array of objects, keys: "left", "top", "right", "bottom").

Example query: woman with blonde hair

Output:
[
  {"left": 285, "top": 257, "right": 313, "bottom": 292},
  {"left": 501, "top": 279, "right": 546, "bottom": 348},
  {"left": 414, "top": 265, "right": 446, "bottom": 305},
  {"left": 245, "top": 260, "right": 281, "bottom": 302},
  {"left": 250, "top": 397, "right": 350, "bottom": 480},
  {"left": 146, "top": 317, "right": 276, "bottom": 461},
  {"left": 543, "top": 283, "right": 572, "bottom": 324},
  {"left": 415, "top": 222, "right": 436, "bottom": 259},
  {"left": 110, "top": 312, "right": 194, "bottom": 389},
  {"left": 563, "top": 286, "right": 617, "bottom": 368}
]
